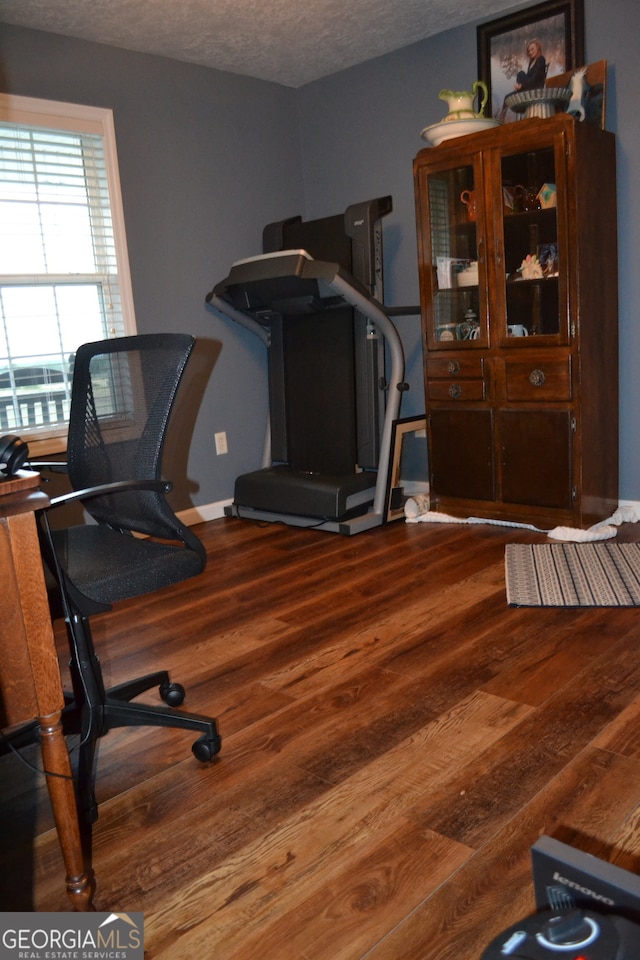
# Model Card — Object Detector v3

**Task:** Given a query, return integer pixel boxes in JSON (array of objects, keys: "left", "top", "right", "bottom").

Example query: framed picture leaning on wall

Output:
[
  {"left": 384, "top": 417, "right": 428, "bottom": 522},
  {"left": 477, "top": 0, "right": 585, "bottom": 121}
]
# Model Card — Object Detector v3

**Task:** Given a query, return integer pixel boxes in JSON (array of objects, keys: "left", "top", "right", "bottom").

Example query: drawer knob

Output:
[
  {"left": 529, "top": 368, "right": 546, "bottom": 387},
  {"left": 447, "top": 360, "right": 460, "bottom": 375},
  {"left": 448, "top": 383, "right": 462, "bottom": 399}
]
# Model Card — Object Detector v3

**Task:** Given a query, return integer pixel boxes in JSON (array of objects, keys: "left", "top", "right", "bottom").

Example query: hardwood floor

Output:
[{"left": 3, "top": 514, "right": 640, "bottom": 957}]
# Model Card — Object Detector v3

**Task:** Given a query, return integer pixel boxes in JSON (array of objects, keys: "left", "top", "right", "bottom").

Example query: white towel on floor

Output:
[{"left": 404, "top": 500, "right": 640, "bottom": 542}]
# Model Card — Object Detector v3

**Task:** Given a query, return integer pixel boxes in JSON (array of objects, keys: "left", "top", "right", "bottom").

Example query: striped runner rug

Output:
[{"left": 505, "top": 542, "right": 640, "bottom": 607}]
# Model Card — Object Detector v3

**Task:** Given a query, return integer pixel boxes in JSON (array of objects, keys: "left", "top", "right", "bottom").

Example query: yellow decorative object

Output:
[{"left": 518, "top": 254, "right": 543, "bottom": 280}]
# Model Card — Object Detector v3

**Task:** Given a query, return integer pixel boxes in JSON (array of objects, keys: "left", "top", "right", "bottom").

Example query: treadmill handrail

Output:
[
  {"left": 328, "top": 271, "right": 404, "bottom": 518},
  {"left": 207, "top": 293, "right": 270, "bottom": 346}
]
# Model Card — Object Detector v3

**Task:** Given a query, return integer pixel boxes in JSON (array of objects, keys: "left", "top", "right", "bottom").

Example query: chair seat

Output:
[{"left": 52, "top": 524, "right": 204, "bottom": 606}]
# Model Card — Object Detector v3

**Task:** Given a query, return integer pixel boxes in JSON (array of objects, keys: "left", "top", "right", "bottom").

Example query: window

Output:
[{"left": 0, "top": 94, "right": 136, "bottom": 451}]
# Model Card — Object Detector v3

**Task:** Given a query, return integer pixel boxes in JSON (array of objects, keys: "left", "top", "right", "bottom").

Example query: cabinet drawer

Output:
[
  {"left": 427, "top": 356, "right": 484, "bottom": 379},
  {"left": 505, "top": 358, "right": 572, "bottom": 401},
  {"left": 428, "top": 379, "right": 486, "bottom": 401}
]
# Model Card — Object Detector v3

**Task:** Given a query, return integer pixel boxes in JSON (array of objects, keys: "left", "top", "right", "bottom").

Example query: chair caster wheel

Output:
[
  {"left": 192, "top": 734, "right": 221, "bottom": 762},
  {"left": 160, "top": 681, "right": 185, "bottom": 707}
]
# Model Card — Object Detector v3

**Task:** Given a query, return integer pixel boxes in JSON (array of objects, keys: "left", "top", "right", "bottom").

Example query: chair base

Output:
[
  {"left": 61, "top": 668, "right": 221, "bottom": 823},
  {"left": 1, "top": 671, "right": 222, "bottom": 824}
]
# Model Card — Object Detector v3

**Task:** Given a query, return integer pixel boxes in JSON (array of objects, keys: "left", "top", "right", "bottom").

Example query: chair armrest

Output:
[
  {"left": 47, "top": 478, "right": 172, "bottom": 509},
  {"left": 29, "top": 461, "right": 69, "bottom": 473}
]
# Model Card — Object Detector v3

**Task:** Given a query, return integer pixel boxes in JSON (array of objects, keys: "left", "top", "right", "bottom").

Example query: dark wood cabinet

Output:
[{"left": 414, "top": 113, "right": 618, "bottom": 529}]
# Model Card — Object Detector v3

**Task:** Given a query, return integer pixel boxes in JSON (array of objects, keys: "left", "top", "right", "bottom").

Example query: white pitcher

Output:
[{"left": 439, "top": 81, "right": 488, "bottom": 121}]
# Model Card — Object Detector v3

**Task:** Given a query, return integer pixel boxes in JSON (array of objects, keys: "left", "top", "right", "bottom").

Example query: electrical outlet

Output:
[{"left": 214, "top": 431, "right": 228, "bottom": 455}]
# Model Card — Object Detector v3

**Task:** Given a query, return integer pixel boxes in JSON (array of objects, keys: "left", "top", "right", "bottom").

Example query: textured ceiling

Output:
[{"left": 0, "top": 0, "right": 530, "bottom": 88}]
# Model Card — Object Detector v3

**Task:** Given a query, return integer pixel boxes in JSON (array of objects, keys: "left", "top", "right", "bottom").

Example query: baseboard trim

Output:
[
  {"left": 177, "top": 499, "right": 233, "bottom": 527},
  {"left": 178, "top": 498, "right": 640, "bottom": 529}
]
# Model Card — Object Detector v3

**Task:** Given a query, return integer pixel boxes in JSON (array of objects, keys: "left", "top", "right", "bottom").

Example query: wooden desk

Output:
[{"left": 0, "top": 473, "right": 94, "bottom": 910}]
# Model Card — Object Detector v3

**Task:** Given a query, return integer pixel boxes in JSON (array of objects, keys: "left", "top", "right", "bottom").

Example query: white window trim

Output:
[{"left": 0, "top": 94, "right": 137, "bottom": 454}]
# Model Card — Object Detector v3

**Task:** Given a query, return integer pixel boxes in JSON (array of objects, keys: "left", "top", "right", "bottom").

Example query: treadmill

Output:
[{"left": 206, "top": 197, "right": 405, "bottom": 535}]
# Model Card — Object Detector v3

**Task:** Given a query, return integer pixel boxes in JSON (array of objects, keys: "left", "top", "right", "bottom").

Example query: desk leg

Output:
[{"left": 39, "top": 712, "right": 95, "bottom": 911}]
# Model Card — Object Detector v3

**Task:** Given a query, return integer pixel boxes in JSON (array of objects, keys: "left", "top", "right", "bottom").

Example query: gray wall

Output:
[
  {"left": 0, "top": 24, "right": 305, "bottom": 510},
  {"left": 1, "top": 0, "right": 639, "bottom": 510}
]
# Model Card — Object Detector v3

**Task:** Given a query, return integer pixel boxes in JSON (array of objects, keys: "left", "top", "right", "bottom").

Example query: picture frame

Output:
[
  {"left": 384, "top": 416, "right": 428, "bottom": 523},
  {"left": 477, "top": 0, "right": 585, "bottom": 121}
]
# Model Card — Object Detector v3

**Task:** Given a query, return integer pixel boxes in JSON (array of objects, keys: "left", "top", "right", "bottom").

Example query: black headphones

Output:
[{"left": 0, "top": 434, "right": 29, "bottom": 477}]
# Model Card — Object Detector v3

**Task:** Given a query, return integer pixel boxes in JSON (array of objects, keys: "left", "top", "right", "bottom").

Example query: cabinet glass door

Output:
[
  {"left": 426, "top": 162, "right": 484, "bottom": 348},
  {"left": 499, "top": 144, "right": 564, "bottom": 342}
]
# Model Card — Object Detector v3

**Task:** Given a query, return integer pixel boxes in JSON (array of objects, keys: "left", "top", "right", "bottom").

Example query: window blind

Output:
[{"left": 0, "top": 95, "right": 135, "bottom": 440}]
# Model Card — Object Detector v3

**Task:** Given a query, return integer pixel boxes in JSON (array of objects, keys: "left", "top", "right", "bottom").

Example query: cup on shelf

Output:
[
  {"left": 457, "top": 315, "right": 479, "bottom": 340},
  {"left": 507, "top": 324, "right": 529, "bottom": 337},
  {"left": 460, "top": 189, "right": 477, "bottom": 221}
]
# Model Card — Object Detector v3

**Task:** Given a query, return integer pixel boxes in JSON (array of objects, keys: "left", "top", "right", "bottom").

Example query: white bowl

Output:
[
  {"left": 504, "top": 88, "right": 571, "bottom": 119},
  {"left": 420, "top": 116, "right": 502, "bottom": 147}
]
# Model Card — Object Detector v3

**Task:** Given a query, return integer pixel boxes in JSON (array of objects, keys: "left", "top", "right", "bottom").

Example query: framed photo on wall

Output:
[{"left": 477, "top": 0, "right": 585, "bottom": 120}]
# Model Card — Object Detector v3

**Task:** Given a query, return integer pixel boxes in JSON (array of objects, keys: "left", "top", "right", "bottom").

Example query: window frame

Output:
[{"left": 0, "top": 93, "right": 137, "bottom": 455}]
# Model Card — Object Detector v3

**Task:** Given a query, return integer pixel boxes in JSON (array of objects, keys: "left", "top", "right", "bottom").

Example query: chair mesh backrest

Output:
[{"left": 67, "top": 334, "right": 195, "bottom": 540}]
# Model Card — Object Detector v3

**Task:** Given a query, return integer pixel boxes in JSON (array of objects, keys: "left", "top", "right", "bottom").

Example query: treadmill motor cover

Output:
[{"left": 234, "top": 465, "right": 376, "bottom": 521}]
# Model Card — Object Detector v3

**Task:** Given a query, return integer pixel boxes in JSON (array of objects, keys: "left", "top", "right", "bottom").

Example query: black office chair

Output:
[{"left": 35, "top": 333, "right": 221, "bottom": 824}]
